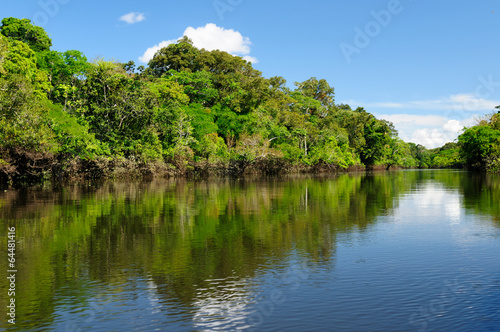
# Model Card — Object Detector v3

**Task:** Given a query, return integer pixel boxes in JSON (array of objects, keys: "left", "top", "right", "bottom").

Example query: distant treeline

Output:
[{"left": 0, "top": 17, "right": 499, "bottom": 185}]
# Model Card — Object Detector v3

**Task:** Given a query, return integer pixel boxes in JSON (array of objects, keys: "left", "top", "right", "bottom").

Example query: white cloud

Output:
[
  {"left": 139, "top": 23, "right": 257, "bottom": 64},
  {"left": 410, "top": 128, "right": 455, "bottom": 148},
  {"left": 120, "top": 12, "right": 146, "bottom": 24},
  {"left": 442, "top": 119, "right": 462, "bottom": 133},
  {"left": 412, "top": 94, "right": 499, "bottom": 111},
  {"left": 242, "top": 55, "right": 258, "bottom": 64},
  {"left": 138, "top": 39, "right": 176, "bottom": 63},
  {"left": 184, "top": 24, "right": 250, "bottom": 54},
  {"left": 343, "top": 94, "right": 499, "bottom": 149},
  {"left": 345, "top": 94, "right": 500, "bottom": 112},
  {"left": 448, "top": 94, "right": 498, "bottom": 110},
  {"left": 378, "top": 114, "right": 448, "bottom": 127},
  {"left": 376, "top": 114, "right": 473, "bottom": 148}
]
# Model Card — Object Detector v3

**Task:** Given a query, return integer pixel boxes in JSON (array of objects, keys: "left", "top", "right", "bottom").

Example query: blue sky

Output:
[{"left": 3, "top": 0, "right": 500, "bottom": 148}]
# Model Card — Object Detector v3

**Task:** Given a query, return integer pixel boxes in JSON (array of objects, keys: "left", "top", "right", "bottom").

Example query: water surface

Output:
[{"left": 0, "top": 170, "right": 499, "bottom": 331}]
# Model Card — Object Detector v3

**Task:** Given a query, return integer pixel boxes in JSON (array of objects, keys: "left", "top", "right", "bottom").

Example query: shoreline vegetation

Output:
[{"left": 1, "top": 17, "right": 499, "bottom": 187}]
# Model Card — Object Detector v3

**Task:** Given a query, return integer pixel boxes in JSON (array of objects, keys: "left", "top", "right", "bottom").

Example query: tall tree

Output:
[
  {"left": 148, "top": 36, "right": 200, "bottom": 76},
  {"left": 295, "top": 77, "right": 335, "bottom": 108}
]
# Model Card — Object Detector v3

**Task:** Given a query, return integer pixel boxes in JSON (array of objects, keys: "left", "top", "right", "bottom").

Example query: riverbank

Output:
[
  {"left": 1, "top": 155, "right": 376, "bottom": 187},
  {"left": 2, "top": 150, "right": 466, "bottom": 188}
]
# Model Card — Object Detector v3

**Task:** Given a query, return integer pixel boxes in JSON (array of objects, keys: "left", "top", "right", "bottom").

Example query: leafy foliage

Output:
[
  {"left": 458, "top": 114, "right": 500, "bottom": 171},
  {"left": 7, "top": 15, "right": 499, "bottom": 184},
  {"left": 0, "top": 17, "right": 52, "bottom": 52}
]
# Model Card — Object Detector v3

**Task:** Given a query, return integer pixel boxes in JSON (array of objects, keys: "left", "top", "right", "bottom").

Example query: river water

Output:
[{"left": 0, "top": 170, "right": 499, "bottom": 331}]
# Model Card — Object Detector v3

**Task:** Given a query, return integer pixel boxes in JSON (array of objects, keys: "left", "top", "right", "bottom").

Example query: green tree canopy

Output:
[
  {"left": 148, "top": 36, "right": 200, "bottom": 76},
  {"left": 294, "top": 77, "right": 335, "bottom": 109},
  {"left": 0, "top": 17, "right": 52, "bottom": 53},
  {"left": 458, "top": 120, "right": 500, "bottom": 169}
]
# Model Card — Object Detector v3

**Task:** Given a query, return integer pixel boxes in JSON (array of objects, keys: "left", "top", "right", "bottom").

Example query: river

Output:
[{"left": 0, "top": 170, "right": 499, "bottom": 331}]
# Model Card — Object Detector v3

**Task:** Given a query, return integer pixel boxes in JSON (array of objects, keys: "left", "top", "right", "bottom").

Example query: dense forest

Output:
[{"left": 1, "top": 17, "right": 499, "bottom": 185}]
